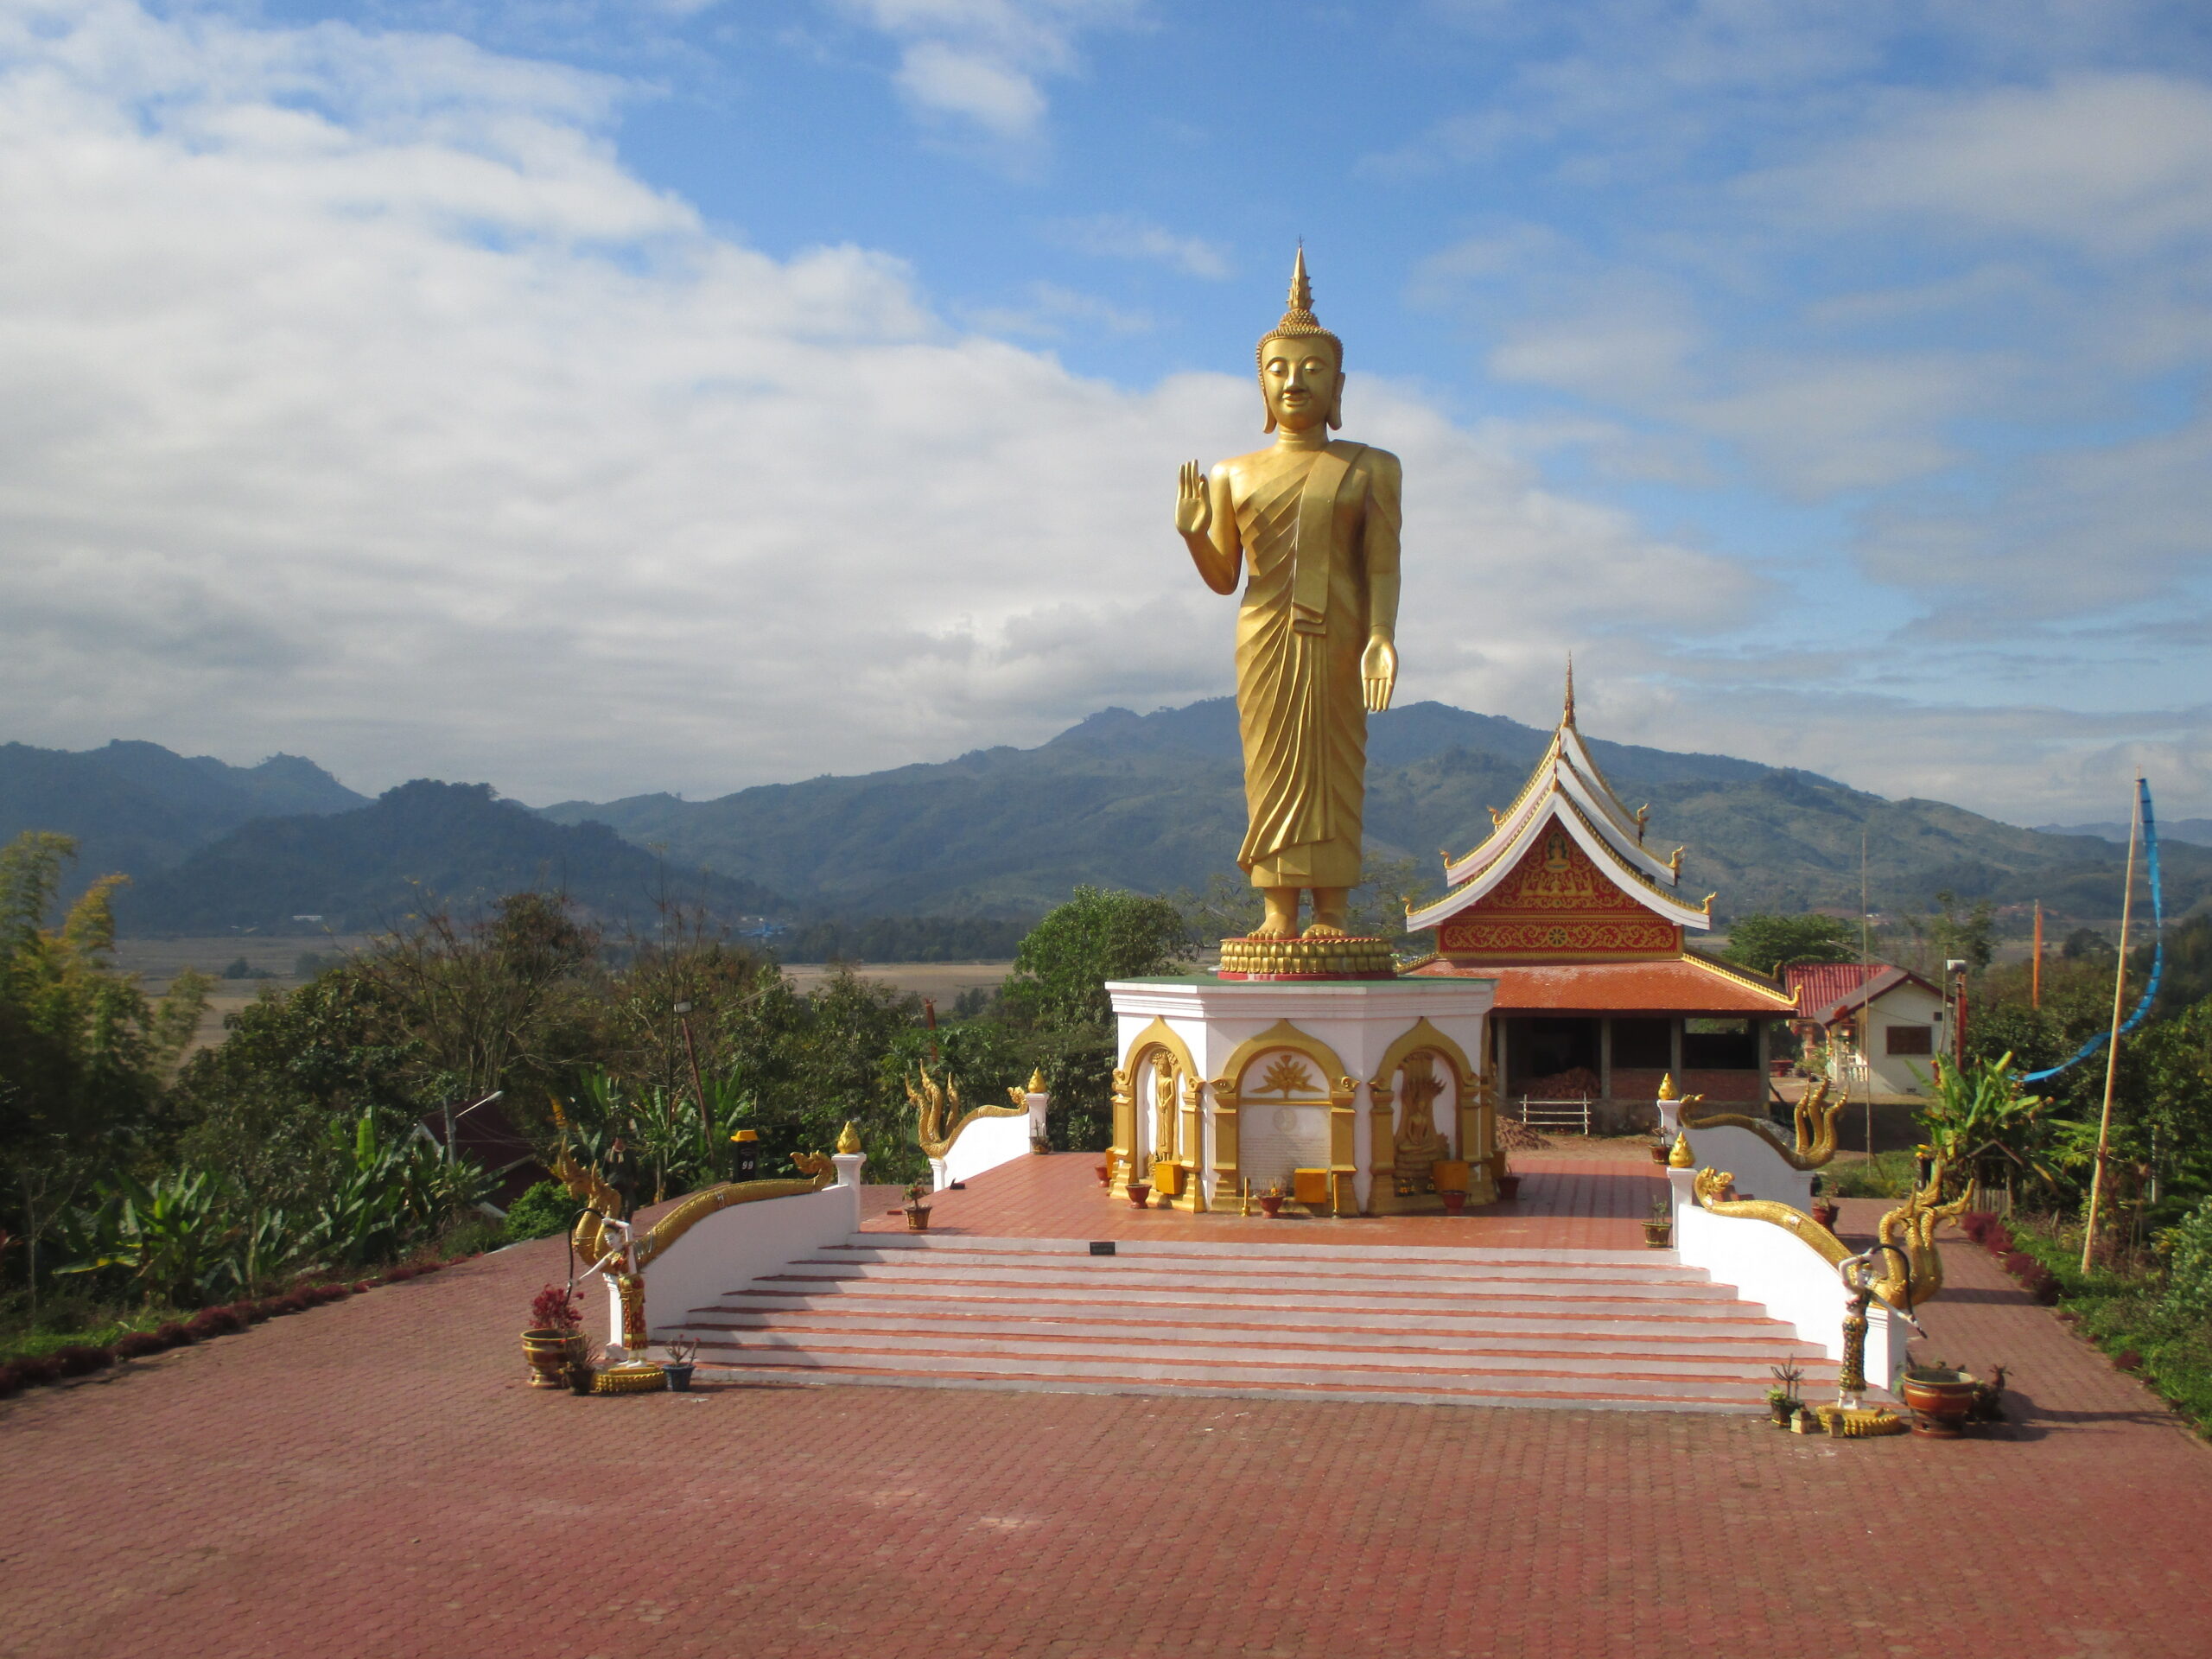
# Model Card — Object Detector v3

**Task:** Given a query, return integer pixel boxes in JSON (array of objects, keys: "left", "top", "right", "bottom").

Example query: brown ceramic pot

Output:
[
  {"left": 905, "top": 1205, "right": 931, "bottom": 1231},
  {"left": 1440, "top": 1190, "right": 1468, "bottom": 1214},
  {"left": 1497, "top": 1174, "right": 1522, "bottom": 1200},
  {"left": 1127, "top": 1182, "right": 1152, "bottom": 1210},
  {"left": 1811, "top": 1199, "right": 1840, "bottom": 1230},
  {"left": 1899, "top": 1368, "right": 1977, "bottom": 1437},
  {"left": 1258, "top": 1193, "right": 1284, "bottom": 1217}
]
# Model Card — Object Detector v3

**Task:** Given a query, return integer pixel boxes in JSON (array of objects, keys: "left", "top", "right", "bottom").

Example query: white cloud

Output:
[
  {"left": 966, "top": 279, "right": 1151, "bottom": 336},
  {"left": 1753, "top": 73, "right": 2212, "bottom": 255},
  {"left": 0, "top": 0, "right": 1766, "bottom": 809},
  {"left": 1046, "top": 213, "right": 1231, "bottom": 279},
  {"left": 835, "top": 0, "right": 1143, "bottom": 141}
]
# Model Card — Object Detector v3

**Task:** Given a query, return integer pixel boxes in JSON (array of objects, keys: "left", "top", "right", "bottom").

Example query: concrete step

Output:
[
  {"left": 657, "top": 1234, "right": 1834, "bottom": 1414},
  {"left": 681, "top": 1307, "right": 1818, "bottom": 1360}
]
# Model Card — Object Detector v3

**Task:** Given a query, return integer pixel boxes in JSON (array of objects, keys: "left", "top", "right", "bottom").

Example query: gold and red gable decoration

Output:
[{"left": 1435, "top": 825, "right": 1682, "bottom": 963}]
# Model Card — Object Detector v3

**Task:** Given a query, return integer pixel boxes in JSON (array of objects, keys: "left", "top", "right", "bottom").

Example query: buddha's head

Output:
[{"left": 1257, "top": 246, "right": 1344, "bottom": 434}]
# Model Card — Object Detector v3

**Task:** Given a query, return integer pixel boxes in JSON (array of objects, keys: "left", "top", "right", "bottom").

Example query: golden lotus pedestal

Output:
[
  {"left": 1217, "top": 935, "right": 1395, "bottom": 982},
  {"left": 591, "top": 1361, "right": 668, "bottom": 1395}
]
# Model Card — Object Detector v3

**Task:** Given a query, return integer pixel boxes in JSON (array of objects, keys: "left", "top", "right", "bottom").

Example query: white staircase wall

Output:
[
  {"left": 618, "top": 1179, "right": 861, "bottom": 1351},
  {"left": 939, "top": 1107, "right": 1037, "bottom": 1189},
  {"left": 1669, "top": 1168, "right": 1907, "bottom": 1380}
]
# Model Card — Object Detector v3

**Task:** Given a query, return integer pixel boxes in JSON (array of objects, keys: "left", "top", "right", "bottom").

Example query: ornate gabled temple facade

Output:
[{"left": 1401, "top": 673, "right": 1797, "bottom": 1124}]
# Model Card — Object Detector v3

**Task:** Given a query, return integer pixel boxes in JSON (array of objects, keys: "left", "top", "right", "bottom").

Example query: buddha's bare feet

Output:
[
  {"left": 1302, "top": 921, "right": 1347, "bottom": 938},
  {"left": 1253, "top": 887, "right": 1300, "bottom": 939}
]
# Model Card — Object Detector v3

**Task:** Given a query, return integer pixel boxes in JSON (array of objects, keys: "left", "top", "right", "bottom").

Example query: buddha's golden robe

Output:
[{"left": 1231, "top": 439, "right": 1402, "bottom": 890}]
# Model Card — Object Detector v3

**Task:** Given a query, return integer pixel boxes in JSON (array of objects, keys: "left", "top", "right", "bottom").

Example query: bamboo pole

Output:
[
  {"left": 2081, "top": 780, "right": 2142, "bottom": 1274},
  {"left": 2031, "top": 900, "right": 2044, "bottom": 1009}
]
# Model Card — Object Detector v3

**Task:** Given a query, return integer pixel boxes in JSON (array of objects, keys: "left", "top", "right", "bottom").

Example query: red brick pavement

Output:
[
  {"left": 864, "top": 1151, "right": 1658, "bottom": 1250},
  {"left": 3, "top": 1195, "right": 2209, "bottom": 1658}
]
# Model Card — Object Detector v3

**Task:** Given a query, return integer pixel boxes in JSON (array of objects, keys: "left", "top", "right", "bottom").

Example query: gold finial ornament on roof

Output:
[
  {"left": 1563, "top": 654, "right": 1576, "bottom": 725},
  {"left": 1658, "top": 1073, "right": 1677, "bottom": 1102},
  {"left": 1178, "top": 247, "right": 1403, "bottom": 945},
  {"left": 1668, "top": 1133, "right": 1694, "bottom": 1168},
  {"left": 1027, "top": 1067, "right": 1046, "bottom": 1095},
  {"left": 836, "top": 1121, "right": 861, "bottom": 1155}
]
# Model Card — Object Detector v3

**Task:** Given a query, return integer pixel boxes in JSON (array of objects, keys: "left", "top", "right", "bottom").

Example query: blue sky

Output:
[{"left": 1, "top": 0, "right": 2208, "bottom": 822}]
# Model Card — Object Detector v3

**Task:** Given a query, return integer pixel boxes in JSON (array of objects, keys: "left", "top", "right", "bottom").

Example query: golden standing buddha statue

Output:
[{"left": 1176, "top": 250, "right": 1402, "bottom": 944}]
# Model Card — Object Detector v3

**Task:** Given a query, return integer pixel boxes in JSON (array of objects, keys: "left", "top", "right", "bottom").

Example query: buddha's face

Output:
[{"left": 1260, "top": 335, "right": 1342, "bottom": 433}]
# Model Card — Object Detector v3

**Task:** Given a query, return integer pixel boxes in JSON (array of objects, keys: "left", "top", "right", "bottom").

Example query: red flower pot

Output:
[
  {"left": 1899, "top": 1368, "right": 1977, "bottom": 1438},
  {"left": 1095, "top": 1163, "right": 1110, "bottom": 1185},
  {"left": 1811, "top": 1200, "right": 1840, "bottom": 1230},
  {"left": 1497, "top": 1174, "right": 1522, "bottom": 1200},
  {"left": 1127, "top": 1182, "right": 1152, "bottom": 1210},
  {"left": 1258, "top": 1193, "right": 1284, "bottom": 1217}
]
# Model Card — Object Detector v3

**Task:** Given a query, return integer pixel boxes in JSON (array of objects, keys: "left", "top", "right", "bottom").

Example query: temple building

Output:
[{"left": 1401, "top": 674, "right": 1797, "bottom": 1126}]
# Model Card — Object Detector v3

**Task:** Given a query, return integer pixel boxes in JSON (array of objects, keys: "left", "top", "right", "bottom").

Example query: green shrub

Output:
[
  {"left": 501, "top": 1180, "right": 583, "bottom": 1244},
  {"left": 1824, "top": 1151, "right": 1918, "bottom": 1198},
  {"left": 2163, "top": 1196, "right": 2212, "bottom": 1323}
]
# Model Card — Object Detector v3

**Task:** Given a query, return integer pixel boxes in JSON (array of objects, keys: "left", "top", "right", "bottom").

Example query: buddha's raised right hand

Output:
[{"left": 1175, "top": 459, "right": 1211, "bottom": 538}]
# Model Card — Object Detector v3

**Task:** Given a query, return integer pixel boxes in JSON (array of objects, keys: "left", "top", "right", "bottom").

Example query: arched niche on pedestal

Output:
[
  {"left": 1367, "top": 1018, "right": 1491, "bottom": 1208},
  {"left": 1208, "top": 1020, "right": 1357, "bottom": 1214},
  {"left": 1115, "top": 1016, "right": 1199, "bottom": 1198}
]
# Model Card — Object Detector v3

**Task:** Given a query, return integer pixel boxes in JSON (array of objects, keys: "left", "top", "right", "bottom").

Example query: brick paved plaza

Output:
[{"left": 4, "top": 1166, "right": 2210, "bottom": 1658}]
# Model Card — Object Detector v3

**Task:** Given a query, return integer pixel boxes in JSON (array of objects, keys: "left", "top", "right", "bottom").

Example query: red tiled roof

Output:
[
  {"left": 1406, "top": 954, "right": 1796, "bottom": 1014},
  {"left": 1783, "top": 961, "right": 1938, "bottom": 1024}
]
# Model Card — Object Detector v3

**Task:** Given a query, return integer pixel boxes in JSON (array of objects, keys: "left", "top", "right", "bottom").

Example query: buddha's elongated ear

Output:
[
  {"left": 1327, "top": 369, "right": 1345, "bottom": 430},
  {"left": 1260, "top": 370, "right": 1276, "bottom": 434}
]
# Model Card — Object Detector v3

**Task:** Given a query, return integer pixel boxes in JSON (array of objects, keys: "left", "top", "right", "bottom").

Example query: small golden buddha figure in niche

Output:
[
  {"left": 1392, "top": 1052, "right": 1448, "bottom": 1197},
  {"left": 1175, "top": 249, "right": 1402, "bottom": 941}
]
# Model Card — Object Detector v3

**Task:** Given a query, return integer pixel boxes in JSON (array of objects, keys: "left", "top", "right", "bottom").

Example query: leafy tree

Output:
[
  {"left": 1719, "top": 912, "right": 1859, "bottom": 976},
  {"left": 1896, "top": 889, "right": 1996, "bottom": 976},
  {"left": 0, "top": 830, "right": 207, "bottom": 1153},
  {"left": 1001, "top": 887, "right": 1190, "bottom": 1032},
  {"left": 1001, "top": 887, "right": 1190, "bottom": 1152}
]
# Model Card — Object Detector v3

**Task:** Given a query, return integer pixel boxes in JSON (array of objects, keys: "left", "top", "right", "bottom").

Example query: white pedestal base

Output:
[{"left": 1105, "top": 975, "right": 1497, "bottom": 1216}]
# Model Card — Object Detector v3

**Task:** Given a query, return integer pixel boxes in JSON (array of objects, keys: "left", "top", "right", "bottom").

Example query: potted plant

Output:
[
  {"left": 1766, "top": 1361, "right": 1804, "bottom": 1427},
  {"left": 1095, "top": 1161, "right": 1112, "bottom": 1185},
  {"left": 1648, "top": 1134, "right": 1672, "bottom": 1165},
  {"left": 1810, "top": 1195, "right": 1840, "bottom": 1230},
  {"left": 565, "top": 1340, "right": 604, "bottom": 1396},
  {"left": 1643, "top": 1195, "right": 1674, "bottom": 1249},
  {"left": 1258, "top": 1182, "right": 1286, "bottom": 1219},
  {"left": 663, "top": 1335, "right": 699, "bottom": 1392},
  {"left": 1899, "top": 1363, "right": 1979, "bottom": 1438},
  {"left": 1127, "top": 1179, "right": 1153, "bottom": 1209},
  {"left": 1496, "top": 1158, "right": 1522, "bottom": 1202},
  {"left": 523, "top": 1283, "right": 586, "bottom": 1389},
  {"left": 903, "top": 1180, "right": 932, "bottom": 1232}
]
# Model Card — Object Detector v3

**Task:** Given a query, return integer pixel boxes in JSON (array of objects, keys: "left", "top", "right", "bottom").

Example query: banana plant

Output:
[{"left": 58, "top": 1168, "right": 242, "bottom": 1306}]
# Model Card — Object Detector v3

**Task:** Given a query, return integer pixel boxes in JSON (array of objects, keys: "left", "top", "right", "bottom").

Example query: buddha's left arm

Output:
[{"left": 1361, "top": 451, "right": 1403, "bottom": 710}]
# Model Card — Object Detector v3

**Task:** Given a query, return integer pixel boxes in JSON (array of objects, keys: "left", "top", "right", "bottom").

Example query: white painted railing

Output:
[{"left": 932, "top": 1085, "right": 1050, "bottom": 1191}]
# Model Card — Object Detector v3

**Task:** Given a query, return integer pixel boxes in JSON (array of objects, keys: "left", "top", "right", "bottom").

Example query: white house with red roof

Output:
[
  {"left": 1782, "top": 962, "right": 1946, "bottom": 1097},
  {"left": 1401, "top": 671, "right": 1798, "bottom": 1124}
]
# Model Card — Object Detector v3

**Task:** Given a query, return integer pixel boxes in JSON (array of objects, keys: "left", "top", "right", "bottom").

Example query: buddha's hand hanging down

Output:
[{"left": 1361, "top": 635, "right": 1396, "bottom": 713}]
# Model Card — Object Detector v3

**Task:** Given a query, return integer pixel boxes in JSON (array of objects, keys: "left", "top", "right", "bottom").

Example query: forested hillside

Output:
[
  {"left": 539, "top": 699, "right": 2211, "bottom": 923},
  {"left": 114, "top": 780, "right": 781, "bottom": 935}
]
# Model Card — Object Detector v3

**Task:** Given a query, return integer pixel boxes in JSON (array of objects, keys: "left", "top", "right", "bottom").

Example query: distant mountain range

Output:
[
  {"left": 2037, "top": 819, "right": 2212, "bottom": 849},
  {"left": 0, "top": 739, "right": 365, "bottom": 889},
  {"left": 6, "top": 702, "right": 2205, "bottom": 938},
  {"left": 536, "top": 698, "right": 2211, "bottom": 924}
]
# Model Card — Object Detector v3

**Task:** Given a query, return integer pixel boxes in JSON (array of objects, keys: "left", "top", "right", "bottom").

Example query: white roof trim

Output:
[
  {"left": 1444, "top": 726, "right": 1676, "bottom": 891},
  {"left": 1409, "top": 791, "right": 1712, "bottom": 933}
]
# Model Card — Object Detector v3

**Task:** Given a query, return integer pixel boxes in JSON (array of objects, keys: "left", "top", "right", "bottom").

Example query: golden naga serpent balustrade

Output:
[
  {"left": 908, "top": 1065, "right": 1025, "bottom": 1162},
  {"left": 1690, "top": 1156, "right": 1970, "bottom": 1313},
  {"left": 1679, "top": 1079, "right": 1848, "bottom": 1172}
]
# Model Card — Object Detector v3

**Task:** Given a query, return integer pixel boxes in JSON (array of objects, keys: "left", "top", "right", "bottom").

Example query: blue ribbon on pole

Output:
[{"left": 2022, "top": 777, "right": 2162, "bottom": 1084}]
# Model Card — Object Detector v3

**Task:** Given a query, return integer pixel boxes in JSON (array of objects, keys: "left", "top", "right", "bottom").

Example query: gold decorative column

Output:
[
  {"left": 1366, "top": 1074, "right": 1396, "bottom": 1217},
  {"left": 1109, "top": 1065, "right": 1135, "bottom": 1197}
]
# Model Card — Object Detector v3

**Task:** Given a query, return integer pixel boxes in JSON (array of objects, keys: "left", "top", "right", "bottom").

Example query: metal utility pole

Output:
[{"left": 2082, "top": 780, "right": 2143, "bottom": 1275}]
